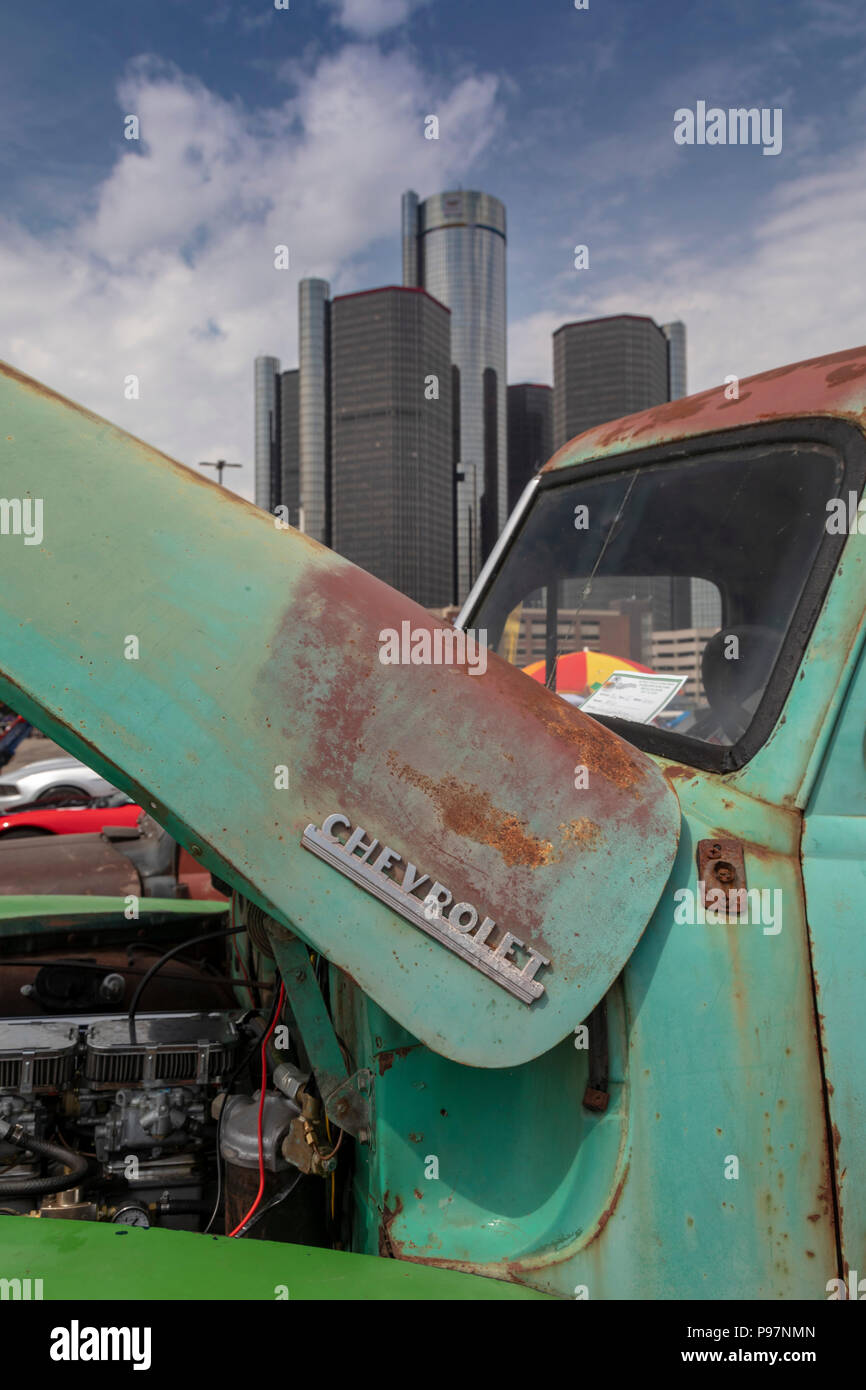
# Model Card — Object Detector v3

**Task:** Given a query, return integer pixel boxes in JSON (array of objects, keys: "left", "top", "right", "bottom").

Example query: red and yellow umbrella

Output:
[{"left": 522, "top": 649, "right": 653, "bottom": 695}]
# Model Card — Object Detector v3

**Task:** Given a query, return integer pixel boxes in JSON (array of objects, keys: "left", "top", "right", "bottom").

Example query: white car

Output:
[{"left": 0, "top": 757, "right": 119, "bottom": 810}]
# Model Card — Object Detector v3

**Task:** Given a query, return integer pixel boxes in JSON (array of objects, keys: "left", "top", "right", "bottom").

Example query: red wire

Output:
[{"left": 227, "top": 981, "right": 286, "bottom": 1237}]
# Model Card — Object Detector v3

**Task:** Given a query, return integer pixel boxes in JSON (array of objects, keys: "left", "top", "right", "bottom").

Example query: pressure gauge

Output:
[{"left": 112, "top": 1204, "right": 151, "bottom": 1228}]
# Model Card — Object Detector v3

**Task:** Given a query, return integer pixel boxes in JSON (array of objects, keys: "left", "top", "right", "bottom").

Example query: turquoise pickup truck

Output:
[{"left": 0, "top": 346, "right": 862, "bottom": 1300}]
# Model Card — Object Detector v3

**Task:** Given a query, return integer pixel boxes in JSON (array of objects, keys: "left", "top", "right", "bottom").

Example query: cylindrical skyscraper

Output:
[
  {"left": 254, "top": 355, "right": 281, "bottom": 511},
  {"left": 402, "top": 189, "right": 507, "bottom": 602},
  {"left": 298, "top": 278, "right": 331, "bottom": 544}
]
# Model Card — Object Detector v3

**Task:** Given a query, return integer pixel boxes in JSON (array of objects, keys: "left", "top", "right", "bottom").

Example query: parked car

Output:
[
  {"left": 0, "top": 796, "right": 142, "bottom": 837},
  {"left": 0, "top": 755, "right": 119, "bottom": 810},
  {"left": 0, "top": 811, "right": 228, "bottom": 902}
]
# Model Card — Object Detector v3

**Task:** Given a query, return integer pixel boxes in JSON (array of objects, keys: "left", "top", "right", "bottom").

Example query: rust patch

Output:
[
  {"left": 530, "top": 697, "right": 641, "bottom": 792},
  {"left": 832, "top": 1124, "right": 842, "bottom": 1162},
  {"left": 662, "top": 764, "right": 698, "bottom": 784},
  {"left": 559, "top": 818, "right": 603, "bottom": 849},
  {"left": 378, "top": 1191, "right": 404, "bottom": 1258},
  {"left": 387, "top": 754, "right": 555, "bottom": 868},
  {"left": 374, "top": 1044, "right": 414, "bottom": 1076},
  {"left": 581, "top": 1160, "right": 630, "bottom": 1249},
  {"left": 826, "top": 362, "right": 866, "bottom": 387}
]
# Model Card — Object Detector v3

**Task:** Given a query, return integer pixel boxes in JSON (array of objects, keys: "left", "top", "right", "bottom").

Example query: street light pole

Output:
[{"left": 197, "top": 459, "right": 243, "bottom": 487}]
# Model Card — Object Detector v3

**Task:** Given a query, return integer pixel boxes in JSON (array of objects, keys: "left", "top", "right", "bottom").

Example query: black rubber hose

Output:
[
  {"left": 0, "top": 1123, "right": 89, "bottom": 1196},
  {"left": 127, "top": 926, "right": 245, "bottom": 1040},
  {"left": 156, "top": 1198, "right": 213, "bottom": 1216}
]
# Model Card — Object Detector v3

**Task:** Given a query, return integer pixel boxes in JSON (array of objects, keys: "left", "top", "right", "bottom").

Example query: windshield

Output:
[{"left": 471, "top": 441, "right": 843, "bottom": 751}]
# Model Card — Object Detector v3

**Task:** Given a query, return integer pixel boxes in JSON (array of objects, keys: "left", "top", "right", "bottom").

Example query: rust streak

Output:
[
  {"left": 582, "top": 1160, "right": 631, "bottom": 1249},
  {"left": 378, "top": 1191, "right": 404, "bottom": 1258},
  {"left": 387, "top": 753, "right": 555, "bottom": 868},
  {"left": 530, "top": 699, "right": 641, "bottom": 792}
]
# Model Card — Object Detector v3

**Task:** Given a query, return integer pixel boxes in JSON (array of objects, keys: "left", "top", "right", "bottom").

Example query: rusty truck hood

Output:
[{"left": 0, "top": 361, "right": 681, "bottom": 1067}]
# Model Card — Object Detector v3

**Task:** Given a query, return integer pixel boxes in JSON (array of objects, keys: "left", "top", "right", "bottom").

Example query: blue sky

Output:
[{"left": 2, "top": 0, "right": 865, "bottom": 496}]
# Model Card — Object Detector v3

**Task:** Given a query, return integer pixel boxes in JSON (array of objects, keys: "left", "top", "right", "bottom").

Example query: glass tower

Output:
[
  {"left": 402, "top": 189, "right": 508, "bottom": 603},
  {"left": 330, "top": 286, "right": 453, "bottom": 606},
  {"left": 298, "top": 278, "right": 331, "bottom": 544},
  {"left": 254, "top": 355, "right": 281, "bottom": 512},
  {"left": 662, "top": 321, "right": 688, "bottom": 400}
]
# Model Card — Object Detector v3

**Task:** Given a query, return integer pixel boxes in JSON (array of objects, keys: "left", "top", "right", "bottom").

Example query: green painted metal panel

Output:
[
  {"left": 0, "top": 1217, "right": 547, "bottom": 1300},
  {"left": 802, "top": 640, "right": 866, "bottom": 1281},
  {"left": 0, "top": 361, "right": 680, "bottom": 1069},
  {"left": 0, "top": 894, "right": 226, "bottom": 927},
  {"left": 341, "top": 772, "right": 838, "bottom": 1298}
]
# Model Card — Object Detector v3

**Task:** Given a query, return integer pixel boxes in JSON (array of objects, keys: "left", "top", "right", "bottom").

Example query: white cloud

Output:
[
  {"left": 325, "top": 0, "right": 425, "bottom": 39},
  {"left": 509, "top": 142, "right": 866, "bottom": 396},
  {"left": 0, "top": 48, "right": 499, "bottom": 497}
]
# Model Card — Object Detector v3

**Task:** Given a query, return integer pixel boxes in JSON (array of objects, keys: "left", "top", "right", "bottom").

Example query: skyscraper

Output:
[
  {"left": 253, "top": 279, "right": 454, "bottom": 606},
  {"left": 507, "top": 384, "right": 553, "bottom": 513},
  {"left": 662, "top": 321, "right": 688, "bottom": 399},
  {"left": 552, "top": 314, "right": 670, "bottom": 451},
  {"left": 330, "top": 286, "right": 453, "bottom": 606},
  {"left": 254, "top": 355, "right": 281, "bottom": 511},
  {"left": 298, "top": 278, "right": 331, "bottom": 545},
  {"left": 551, "top": 313, "right": 689, "bottom": 628},
  {"left": 279, "top": 368, "right": 300, "bottom": 529},
  {"left": 401, "top": 189, "right": 507, "bottom": 601}
]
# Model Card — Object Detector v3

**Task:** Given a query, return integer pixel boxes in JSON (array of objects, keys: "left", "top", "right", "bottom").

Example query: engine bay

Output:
[{"left": 0, "top": 906, "right": 344, "bottom": 1247}]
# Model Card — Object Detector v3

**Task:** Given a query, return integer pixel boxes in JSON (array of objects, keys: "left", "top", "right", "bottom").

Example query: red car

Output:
[{"left": 0, "top": 801, "right": 143, "bottom": 837}]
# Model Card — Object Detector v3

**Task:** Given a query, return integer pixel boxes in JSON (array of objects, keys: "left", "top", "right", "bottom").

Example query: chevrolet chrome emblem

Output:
[{"left": 301, "top": 813, "right": 550, "bottom": 1005}]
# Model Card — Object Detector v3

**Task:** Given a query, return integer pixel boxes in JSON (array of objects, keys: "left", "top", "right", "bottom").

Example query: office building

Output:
[
  {"left": 330, "top": 286, "right": 453, "bottom": 606},
  {"left": 651, "top": 627, "right": 718, "bottom": 703},
  {"left": 504, "top": 606, "right": 635, "bottom": 671},
  {"left": 298, "top": 278, "right": 331, "bottom": 545},
  {"left": 254, "top": 355, "right": 281, "bottom": 511},
  {"left": 552, "top": 314, "right": 670, "bottom": 451},
  {"left": 254, "top": 359, "right": 300, "bottom": 524},
  {"left": 402, "top": 189, "right": 508, "bottom": 601},
  {"left": 662, "top": 321, "right": 687, "bottom": 400},
  {"left": 254, "top": 280, "right": 454, "bottom": 606},
  {"left": 278, "top": 368, "right": 300, "bottom": 528},
  {"left": 507, "top": 384, "right": 553, "bottom": 513},
  {"left": 552, "top": 313, "right": 697, "bottom": 633}
]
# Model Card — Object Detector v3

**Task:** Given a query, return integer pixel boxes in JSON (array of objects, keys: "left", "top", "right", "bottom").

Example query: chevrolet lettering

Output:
[{"left": 301, "top": 813, "right": 551, "bottom": 1003}]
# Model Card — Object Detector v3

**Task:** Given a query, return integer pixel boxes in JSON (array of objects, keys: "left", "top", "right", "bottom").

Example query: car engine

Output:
[
  {"left": 0, "top": 992, "right": 330, "bottom": 1244},
  {"left": 0, "top": 1012, "right": 239, "bottom": 1228}
]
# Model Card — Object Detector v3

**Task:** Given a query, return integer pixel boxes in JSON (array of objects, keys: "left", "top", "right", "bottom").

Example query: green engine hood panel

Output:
[
  {"left": 0, "top": 362, "right": 681, "bottom": 1067},
  {"left": 0, "top": 1217, "right": 549, "bottom": 1300}
]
